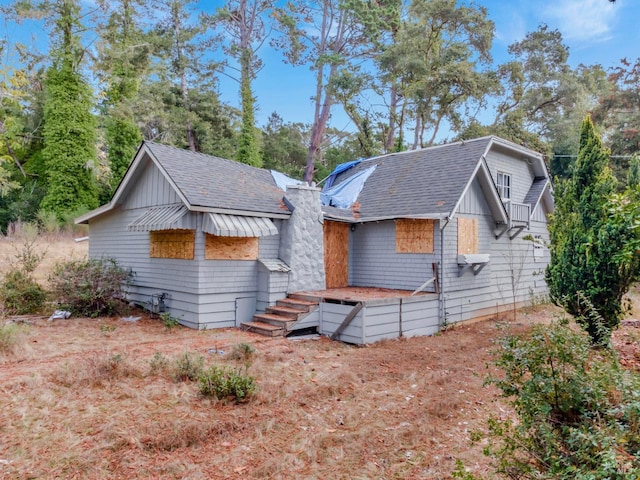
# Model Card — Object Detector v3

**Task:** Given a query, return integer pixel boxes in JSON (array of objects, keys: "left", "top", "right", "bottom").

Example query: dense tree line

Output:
[{"left": 0, "top": 0, "right": 637, "bottom": 229}]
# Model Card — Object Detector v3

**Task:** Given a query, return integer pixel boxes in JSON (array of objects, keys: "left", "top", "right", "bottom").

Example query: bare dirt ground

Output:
[{"left": 0, "top": 237, "right": 638, "bottom": 479}]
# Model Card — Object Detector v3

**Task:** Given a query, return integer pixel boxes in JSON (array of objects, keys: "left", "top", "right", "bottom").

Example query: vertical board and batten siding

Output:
[
  {"left": 483, "top": 150, "right": 535, "bottom": 204},
  {"left": 349, "top": 220, "right": 439, "bottom": 291},
  {"left": 88, "top": 158, "right": 285, "bottom": 329},
  {"left": 121, "top": 155, "right": 182, "bottom": 209}
]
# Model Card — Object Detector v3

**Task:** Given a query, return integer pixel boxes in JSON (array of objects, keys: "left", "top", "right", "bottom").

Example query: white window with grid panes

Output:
[{"left": 497, "top": 171, "right": 511, "bottom": 199}]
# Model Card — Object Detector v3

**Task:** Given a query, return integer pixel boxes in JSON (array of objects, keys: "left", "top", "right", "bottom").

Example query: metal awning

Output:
[
  {"left": 203, "top": 213, "right": 278, "bottom": 237},
  {"left": 128, "top": 205, "right": 190, "bottom": 231}
]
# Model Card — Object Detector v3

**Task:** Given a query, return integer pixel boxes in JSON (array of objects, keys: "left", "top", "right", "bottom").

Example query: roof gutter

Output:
[{"left": 322, "top": 212, "right": 450, "bottom": 224}]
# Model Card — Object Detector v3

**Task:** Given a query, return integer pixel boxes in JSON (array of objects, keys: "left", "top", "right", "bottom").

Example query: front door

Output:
[{"left": 323, "top": 221, "right": 349, "bottom": 288}]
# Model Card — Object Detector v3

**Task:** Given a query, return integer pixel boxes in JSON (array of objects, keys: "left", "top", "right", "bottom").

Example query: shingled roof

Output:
[
  {"left": 143, "top": 142, "right": 288, "bottom": 216},
  {"left": 77, "top": 142, "right": 291, "bottom": 224},
  {"left": 323, "top": 137, "right": 495, "bottom": 222}
]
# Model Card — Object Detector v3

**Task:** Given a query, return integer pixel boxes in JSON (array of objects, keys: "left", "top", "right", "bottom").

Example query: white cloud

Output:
[{"left": 543, "top": 0, "right": 616, "bottom": 43}]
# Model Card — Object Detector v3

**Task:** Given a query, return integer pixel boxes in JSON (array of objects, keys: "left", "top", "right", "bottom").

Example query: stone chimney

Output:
[{"left": 279, "top": 184, "right": 326, "bottom": 292}]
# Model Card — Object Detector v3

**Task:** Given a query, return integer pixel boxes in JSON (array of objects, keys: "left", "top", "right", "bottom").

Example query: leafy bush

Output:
[
  {"left": 0, "top": 237, "right": 47, "bottom": 314},
  {"left": 0, "top": 270, "right": 46, "bottom": 314},
  {"left": 482, "top": 318, "right": 640, "bottom": 479},
  {"left": 173, "top": 352, "right": 204, "bottom": 382},
  {"left": 48, "top": 258, "right": 132, "bottom": 317},
  {"left": 198, "top": 365, "right": 256, "bottom": 403}
]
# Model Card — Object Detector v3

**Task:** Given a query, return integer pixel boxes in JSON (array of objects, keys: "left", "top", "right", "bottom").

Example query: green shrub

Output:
[
  {"left": 173, "top": 352, "right": 204, "bottom": 382},
  {"left": 198, "top": 365, "right": 256, "bottom": 403},
  {"left": 482, "top": 318, "right": 640, "bottom": 479},
  {"left": 159, "top": 312, "right": 180, "bottom": 330},
  {"left": 0, "top": 270, "right": 46, "bottom": 314},
  {"left": 0, "top": 237, "right": 47, "bottom": 314},
  {"left": 48, "top": 258, "right": 132, "bottom": 317}
]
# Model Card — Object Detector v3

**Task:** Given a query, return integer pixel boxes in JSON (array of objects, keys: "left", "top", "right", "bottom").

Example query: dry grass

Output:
[
  {"left": 0, "top": 231, "right": 88, "bottom": 286},
  {"left": 0, "top": 314, "right": 527, "bottom": 479},
  {"left": 0, "top": 238, "right": 638, "bottom": 479}
]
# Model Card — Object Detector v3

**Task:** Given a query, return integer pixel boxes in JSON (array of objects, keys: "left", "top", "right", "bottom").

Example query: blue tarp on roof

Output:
[
  {"left": 322, "top": 159, "right": 362, "bottom": 190},
  {"left": 320, "top": 165, "right": 377, "bottom": 209},
  {"left": 270, "top": 170, "right": 304, "bottom": 191}
]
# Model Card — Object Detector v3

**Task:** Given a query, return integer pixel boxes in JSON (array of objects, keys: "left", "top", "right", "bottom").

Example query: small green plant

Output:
[
  {"left": 451, "top": 460, "right": 481, "bottom": 480},
  {"left": 227, "top": 342, "right": 255, "bottom": 362},
  {"left": 0, "top": 237, "right": 47, "bottom": 314},
  {"left": 100, "top": 323, "right": 117, "bottom": 333},
  {"left": 481, "top": 317, "right": 640, "bottom": 479},
  {"left": 173, "top": 352, "right": 204, "bottom": 382},
  {"left": 159, "top": 312, "right": 180, "bottom": 330},
  {"left": 0, "top": 322, "right": 24, "bottom": 354},
  {"left": 149, "top": 351, "right": 169, "bottom": 376},
  {"left": 48, "top": 258, "right": 132, "bottom": 317},
  {"left": 198, "top": 365, "right": 256, "bottom": 403}
]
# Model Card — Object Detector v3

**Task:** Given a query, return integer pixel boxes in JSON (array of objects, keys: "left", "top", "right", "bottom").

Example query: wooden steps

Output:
[{"left": 240, "top": 294, "right": 320, "bottom": 337}]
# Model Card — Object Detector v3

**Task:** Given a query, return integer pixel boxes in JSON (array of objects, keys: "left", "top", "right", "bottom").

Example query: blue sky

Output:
[
  {"left": 227, "top": 0, "right": 640, "bottom": 133},
  {"left": 2, "top": 0, "right": 639, "bottom": 134}
]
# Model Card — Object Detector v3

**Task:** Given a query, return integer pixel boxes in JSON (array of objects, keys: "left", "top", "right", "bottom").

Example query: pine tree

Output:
[
  {"left": 96, "top": 0, "right": 148, "bottom": 194},
  {"left": 546, "top": 116, "right": 638, "bottom": 345},
  {"left": 40, "top": 0, "right": 98, "bottom": 218}
]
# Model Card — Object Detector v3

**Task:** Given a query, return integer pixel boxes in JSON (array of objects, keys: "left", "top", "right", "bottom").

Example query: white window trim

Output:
[{"left": 497, "top": 171, "right": 511, "bottom": 199}]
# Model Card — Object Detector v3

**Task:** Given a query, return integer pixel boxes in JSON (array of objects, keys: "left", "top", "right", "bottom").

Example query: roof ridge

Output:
[
  {"left": 355, "top": 136, "right": 493, "bottom": 165},
  {"left": 143, "top": 140, "right": 270, "bottom": 174}
]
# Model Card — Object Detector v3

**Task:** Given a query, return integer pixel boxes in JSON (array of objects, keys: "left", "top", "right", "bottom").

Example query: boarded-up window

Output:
[
  {"left": 395, "top": 219, "right": 434, "bottom": 253},
  {"left": 150, "top": 229, "right": 195, "bottom": 259},
  {"left": 205, "top": 234, "right": 258, "bottom": 260},
  {"left": 457, "top": 218, "right": 478, "bottom": 254}
]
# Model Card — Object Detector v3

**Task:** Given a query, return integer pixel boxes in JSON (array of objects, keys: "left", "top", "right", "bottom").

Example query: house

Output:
[{"left": 76, "top": 136, "right": 553, "bottom": 344}]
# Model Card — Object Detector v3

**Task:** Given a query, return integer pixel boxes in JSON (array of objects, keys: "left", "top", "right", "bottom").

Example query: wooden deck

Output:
[{"left": 295, "top": 286, "right": 433, "bottom": 303}]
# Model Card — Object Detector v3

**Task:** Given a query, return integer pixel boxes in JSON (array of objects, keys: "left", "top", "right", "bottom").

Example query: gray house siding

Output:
[
  {"left": 318, "top": 296, "right": 439, "bottom": 345},
  {"left": 349, "top": 220, "right": 439, "bottom": 291},
  {"left": 434, "top": 176, "right": 550, "bottom": 325},
  {"left": 87, "top": 160, "right": 286, "bottom": 329},
  {"left": 484, "top": 150, "right": 535, "bottom": 203},
  {"left": 121, "top": 155, "right": 182, "bottom": 208}
]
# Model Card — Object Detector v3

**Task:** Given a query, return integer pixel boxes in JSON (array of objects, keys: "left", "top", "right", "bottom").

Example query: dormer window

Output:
[{"left": 497, "top": 172, "right": 511, "bottom": 199}]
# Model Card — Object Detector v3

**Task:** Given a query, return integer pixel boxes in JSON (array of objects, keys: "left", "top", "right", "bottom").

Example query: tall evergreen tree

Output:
[
  {"left": 96, "top": 0, "right": 149, "bottom": 194},
  {"left": 546, "top": 116, "right": 638, "bottom": 345},
  {"left": 40, "top": 0, "right": 98, "bottom": 217},
  {"left": 151, "top": 0, "right": 204, "bottom": 152},
  {"left": 205, "top": 0, "right": 272, "bottom": 167}
]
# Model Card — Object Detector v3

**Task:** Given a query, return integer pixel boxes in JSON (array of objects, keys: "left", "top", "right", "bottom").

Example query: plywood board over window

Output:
[
  {"left": 150, "top": 229, "right": 195, "bottom": 259},
  {"left": 457, "top": 217, "right": 478, "bottom": 254},
  {"left": 395, "top": 219, "right": 434, "bottom": 253},
  {"left": 205, "top": 235, "right": 259, "bottom": 260}
]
